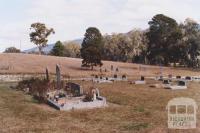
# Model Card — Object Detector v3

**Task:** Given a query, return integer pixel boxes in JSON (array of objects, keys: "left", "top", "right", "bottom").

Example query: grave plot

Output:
[
  {"left": 131, "top": 76, "right": 146, "bottom": 85},
  {"left": 162, "top": 79, "right": 171, "bottom": 89},
  {"left": 149, "top": 79, "right": 171, "bottom": 89},
  {"left": 169, "top": 80, "right": 187, "bottom": 90},
  {"left": 46, "top": 65, "right": 107, "bottom": 111},
  {"left": 192, "top": 76, "right": 200, "bottom": 82},
  {"left": 47, "top": 84, "right": 107, "bottom": 111}
]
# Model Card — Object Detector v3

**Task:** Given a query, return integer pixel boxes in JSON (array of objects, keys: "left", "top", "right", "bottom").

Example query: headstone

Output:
[
  {"left": 163, "top": 80, "right": 170, "bottom": 84},
  {"left": 185, "top": 76, "right": 192, "bottom": 80},
  {"left": 111, "top": 65, "right": 113, "bottom": 71},
  {"left": 105, "top": 68, "right": 107, "bottom": 72},
  {"left": 56, "top": 64, "right": 61, "bottom": 90},
  {"left": 122, "top": 75, "right": 127, "bottom": 80},
  {"left": 95, "top": 88, "right": 100, "bottom": 97},
  {"left": 158, "top": 76, "right": 163, "bottom": 81},
  {"left": 116, "top": 67, "right": 119, "bottom": 72},
  {"left": 141, "top": 76, "right": 145, "bottom": 81},
  {"left": 46, "top": 67, "right": 49, "bottom": 81},
  {"left": 95, "top": 75, "right": 98, "bottom": 79},
  {"left": 178, "top": 81, "right": 186, "bottom": 86},
  {"left": 66, "top": 82, "right": 83, "bottom": 97}
]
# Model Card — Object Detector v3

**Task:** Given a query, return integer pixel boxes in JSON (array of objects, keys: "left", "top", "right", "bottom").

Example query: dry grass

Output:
[
  {"left": 1, "top": 80, "right": 200, "bottom": 133},
  {"left": 1, "top": 53, "right": 200, "bottom": 132},
  {"left": 0, "top": 53, "right": 199, "bottom": 78}
]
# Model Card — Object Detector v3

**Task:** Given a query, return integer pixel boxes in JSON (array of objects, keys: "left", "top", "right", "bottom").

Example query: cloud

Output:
[{"left": 0, "top": 0, "right": 199, "bottom": 52}]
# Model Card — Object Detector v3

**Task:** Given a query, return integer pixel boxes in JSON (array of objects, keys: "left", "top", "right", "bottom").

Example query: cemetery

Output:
[
  {"left": 1, "top": 55, "right": 200, "bottom": 132},
  {"left": 1, "top": 63, "right": 200, "bottom": 132},
  {"left": 1, "top": 1, "right": 200, "bottom": 131}
]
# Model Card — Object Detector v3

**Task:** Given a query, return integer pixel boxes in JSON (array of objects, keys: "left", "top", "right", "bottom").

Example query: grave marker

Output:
[
  {"left": 56, "top": 64, "right": 61, "bottom": 90},
  {"left": 46, "top": 67, "right": 49, "bottom": 81}
]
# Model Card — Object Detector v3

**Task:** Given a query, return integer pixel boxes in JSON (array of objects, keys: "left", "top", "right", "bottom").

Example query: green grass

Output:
[{"left": 122, "top": 122, "right": 149, "bottom": 131}]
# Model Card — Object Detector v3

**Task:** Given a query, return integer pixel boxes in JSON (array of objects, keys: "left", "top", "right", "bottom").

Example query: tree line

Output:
[
  {"left": 80, "top": 14, "right": 200, "bottom": 69},
  {"left": 4, "top": 14, "right": 200, "bottom": 69}
]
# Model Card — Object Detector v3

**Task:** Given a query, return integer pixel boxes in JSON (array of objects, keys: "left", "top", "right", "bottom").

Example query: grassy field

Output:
[
  {"left": 0, "top": 53, "right": 200, "bottom": 78},
  {"left": 1, "top": 80, "right": 200, "bottom": 133}
]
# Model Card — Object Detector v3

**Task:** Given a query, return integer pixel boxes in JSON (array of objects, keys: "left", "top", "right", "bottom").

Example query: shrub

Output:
[{"left": 17, "top": 78, "right": 50, "bottom": 102}]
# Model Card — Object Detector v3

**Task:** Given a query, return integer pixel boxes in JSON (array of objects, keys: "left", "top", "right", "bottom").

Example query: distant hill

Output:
[
  {"left": 0, "top": 53, "right": 198, "bottom": 77},
  {"left": 23, "top": 38, "right": 83, "bottom": 54}
]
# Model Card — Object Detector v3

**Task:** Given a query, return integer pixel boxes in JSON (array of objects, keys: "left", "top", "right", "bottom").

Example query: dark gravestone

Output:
[
  {"left": 46, "top": 67, "right": 49, "bottom": 81},
  {"left": 66, "top": 82, "right": 83, "bottom": 97},
  {"left": 56, "top": 64, "right": 61, "bottom": 90},
  {"left": 158, "top": 76, "right": 163, "bottom": 81},
  {"left": 122, "top": 75, "right": 126, "bottom": 79},
  {"left": 116, "top": 68, "right": 119, "bottom": 72},
  {"left": 185, "top": 76, "right": 191, "bottom": 80},
  {"left": 178, "top": 81, "right": 186, "bottom": 86},
  {"left": 105, "top": 68, "right": 107, "bottom": 72},
  {"left": 141, "top": 76, "right": 145, "bottom": 81},
  {"left": 163, "top": 80, "right": 170, "bottom": 84},
  {"left": 95, "top": 75, "right": 98, "bottom": 79}
]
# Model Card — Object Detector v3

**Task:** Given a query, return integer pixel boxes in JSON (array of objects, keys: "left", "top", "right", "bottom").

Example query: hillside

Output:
[{"left": 0, "top": 53, "right": 199, "bottom": 78}]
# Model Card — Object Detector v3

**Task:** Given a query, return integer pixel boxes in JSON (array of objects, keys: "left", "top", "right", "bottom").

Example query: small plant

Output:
[
  {"left": 134, "top": 106, "right": 145, "bottom": 112},
  {"left": 122, "top": 122, "right": 149, "bottom": 131}
]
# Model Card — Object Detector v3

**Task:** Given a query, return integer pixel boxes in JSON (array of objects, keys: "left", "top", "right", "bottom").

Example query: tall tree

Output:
[
  {"left": 81, "top": 27, "right": 103, "bottom": 69},
  {"left": 146, "top": 14, "right": 182, "bottom": 65},
  {"left": 180, "top": 18, "right": 200, "bottom": 67},
  {"left": 51, "top": 41, "right": 65, "bottom": 56},
  {"left": 30, "top": 22, "right": 55, "bottom": 54}
]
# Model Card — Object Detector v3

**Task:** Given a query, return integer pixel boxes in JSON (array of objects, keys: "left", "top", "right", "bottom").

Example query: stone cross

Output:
[
  {"left": 56, "top": 64, "right": 61, "bottom": 90},
  {"left": 46, "top": 67, "right": 49, "bottom": 81}
]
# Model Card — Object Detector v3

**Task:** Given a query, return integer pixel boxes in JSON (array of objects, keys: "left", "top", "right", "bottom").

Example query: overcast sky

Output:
[{"left": 0, "top": 0, "right": 199, "bottom": 52}]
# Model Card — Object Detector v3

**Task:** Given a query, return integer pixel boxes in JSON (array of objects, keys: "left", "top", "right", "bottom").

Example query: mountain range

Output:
[{"left": 23, "top": 38, "right": 83, "bottom": 54}]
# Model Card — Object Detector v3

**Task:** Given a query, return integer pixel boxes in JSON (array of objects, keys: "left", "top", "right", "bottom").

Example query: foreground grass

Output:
[{"left": 0, "top": 81, "right": 200, "bottom": 133}]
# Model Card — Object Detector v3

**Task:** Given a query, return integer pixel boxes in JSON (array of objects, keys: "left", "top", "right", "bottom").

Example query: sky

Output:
[{"left": 0, "top": 0, "right": 199, "bottom": 52}]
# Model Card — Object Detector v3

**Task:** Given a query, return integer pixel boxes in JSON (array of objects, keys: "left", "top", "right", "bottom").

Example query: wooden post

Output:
[{"left": 46, "top": 67, "right": 49, "bottom": 81}]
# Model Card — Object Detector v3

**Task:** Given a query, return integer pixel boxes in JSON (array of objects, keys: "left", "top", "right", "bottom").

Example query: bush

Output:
[{"left": 17, "top": 78, "right": 50, "bottom": 102}]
